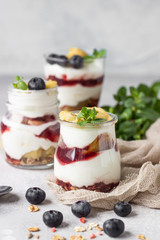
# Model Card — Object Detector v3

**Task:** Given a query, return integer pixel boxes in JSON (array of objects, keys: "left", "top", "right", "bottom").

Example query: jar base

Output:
[{"left": 6, "top": 161, "right": 54, "bottom": 170}]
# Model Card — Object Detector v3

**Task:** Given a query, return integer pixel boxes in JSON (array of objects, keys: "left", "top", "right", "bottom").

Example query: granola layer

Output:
[
  {"left": 6, "top": 146, "right": 55, "bottom": 166},
  {"left": 55, "top": 178, "right": 119, "bottom": 193}
]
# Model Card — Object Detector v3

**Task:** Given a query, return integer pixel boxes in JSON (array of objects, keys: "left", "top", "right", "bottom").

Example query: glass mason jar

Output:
[
  {"left": 44, "top": 51, "right": 105, "bottom": 111},
  {"left": 54, "top": 112, "right": 121, "bottom": 193},
  {"left": 1, "top": 86, "right": 60, "bottom": 169}
]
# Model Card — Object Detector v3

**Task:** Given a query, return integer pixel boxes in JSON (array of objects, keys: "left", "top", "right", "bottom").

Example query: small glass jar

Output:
[
  {"left": 54, "top": 112, "right": 121, "bottom": 192},
  {"left": 44, "top": 51, "right": 106, "bottom": 111},
  {"left": 1, "top": 85, "right": 60, "bottom": 169}
]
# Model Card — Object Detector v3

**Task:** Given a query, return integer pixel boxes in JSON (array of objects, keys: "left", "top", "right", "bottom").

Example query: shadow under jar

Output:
[
  {"left": 44, "top": 52, "right": 105, "bottom": 111},
  {"left": 54, "top": 113, "right": 121, "bottom": 192},
  {"left": 1, "top": 86, "right": 60, "bottom": 169}
]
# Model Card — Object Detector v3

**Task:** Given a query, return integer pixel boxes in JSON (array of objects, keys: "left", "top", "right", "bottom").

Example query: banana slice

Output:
[
  {"left": 67, "top": 47, "right": 88, "bottom": 59},
  {"left": 59, "top": 111, "right": 78, "bottom": 123},
  {"left": 45, "top": 80, "right": 57, "bottom": 89}
]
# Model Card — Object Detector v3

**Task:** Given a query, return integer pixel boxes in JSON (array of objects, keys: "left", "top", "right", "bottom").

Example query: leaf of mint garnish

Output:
[
  {"left": 83, "top": 49, "right": 106, "bottom": 62},
  {"left": 77, "top": 107, "right": 106, "bottom": 126},
  {"left": 13, "top": 76, "right": 28, "bottom": 90}
]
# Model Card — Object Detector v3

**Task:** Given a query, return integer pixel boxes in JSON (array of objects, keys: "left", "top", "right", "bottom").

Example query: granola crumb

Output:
[
  {"left": 70, "top": 235, "right": 84, "bottom": 240},
  {"left": 35, "top": 235, "right": 39, "bottom": 239},
  {"left": 28, "top": 205, "right": 39, "bottom": 212},
  {"left": 95, "top": 226, "right": 103, "bottom": 231},
  {"left": 87, "top": 226, "right": 92, "bottom": 230},
  {"left": 52, "top": 235, "right": 65, "bottom": 240},
  {"left": 26, "top": 232, "right": 33, "bottom": 239},
  {"left": 28, "top": 227, "right": 40, "bottom": 232},
  {"left": 137, "top": 235, "right": 146, "bottom": 240},
  {"left": 89, "top": 223, "right": 99, "bottom": 228},
  {"left": 74, "top": 226, "right": 86, "bottom": 232}
]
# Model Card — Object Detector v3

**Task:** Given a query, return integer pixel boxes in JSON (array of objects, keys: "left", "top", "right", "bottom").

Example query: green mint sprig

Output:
[
  {"left": 102, "top": 81, "right": 160, "bottom": 140},
  {"left": 84, "top": 49, "right": 106, "bottom": 62},
  {"left": 77, "top": 107, "right": 106, "bottom": 126},
  {"left": 13, "top": 76, "right": 28, "bottom": 90}
]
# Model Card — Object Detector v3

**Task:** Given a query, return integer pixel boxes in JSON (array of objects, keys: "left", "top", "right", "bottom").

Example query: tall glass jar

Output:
[
  {"left": 1, "top": 85, "right": 60, "bottom": 169},
  {"left": 54, "top": 112, "right": 121, "bottom": 192},
  {"left": 44, "top": 51, "right": 105, "bottom": 111}
]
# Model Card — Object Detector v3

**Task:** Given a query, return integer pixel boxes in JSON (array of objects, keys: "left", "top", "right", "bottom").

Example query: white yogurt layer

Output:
[
  {"left": 58, "top": 84, "right": 102, "bottom": 107},
  {"left": 60, "top": 123, "right": 116, "bottom": 148},
  {"left": 1, "top": 117, "right": 58, "bottom": 159},
  {"left": 2, "top": 129, "right": 56, "bottom": 159},
  {"left": 8, "top": 87, "right": 58, "bottom": 118},
  {"left": 54, "top": 149, "right": 121, "bottom": 187},
  {"left": 44, "top": 59, "right": 104, "bottom": 80}
]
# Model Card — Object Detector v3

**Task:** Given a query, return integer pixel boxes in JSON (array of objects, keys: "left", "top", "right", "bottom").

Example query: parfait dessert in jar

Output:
[
  {"left": 1, "top": 76, "right": 60, "bottom": 169},
  {"left": 44, "top": 48, "right": 106, "bottom": 111},
  {"left": 54, "top": 107, "right": 121, "bottom": 192}
]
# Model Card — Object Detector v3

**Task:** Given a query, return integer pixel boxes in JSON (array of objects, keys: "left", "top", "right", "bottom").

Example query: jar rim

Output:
[
  {"left": 59, "top": 112, "right": 118, "bottom": 128},
  {"left": 8, "top": 84, "right": 57, "bottom": 94}
]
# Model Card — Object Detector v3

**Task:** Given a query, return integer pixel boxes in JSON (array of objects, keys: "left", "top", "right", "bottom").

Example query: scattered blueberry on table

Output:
[
  {"left": 25, "top": 187, "right": 46, "bottom": 204},
  {"left": 43, "top": 210, "right": 63, "bottom": 227},
  {"left": 71, "top": 200, "right": 91, "bottom": 218}
]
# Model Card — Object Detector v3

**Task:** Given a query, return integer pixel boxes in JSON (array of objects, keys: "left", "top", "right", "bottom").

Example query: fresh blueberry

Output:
[
  {"left": 103, "top": 218, "right": 125, "bottom": 238},
  {"left": 25, "top": 187, "right": 46, "bottom": 204},
  {"left": 69, "top": 55, "right": 84, "bottom": 69},
  {"left": 71, "top": 200, "right": 91, "bottom": 218},
  {"left": 46, "top": 54, "right": 68, "bottom": 66},
  {"left": 58, "top": 55, "right": 68, "bottom": 67},
  {"left": 46, "top": 54, "right": 59, "bottom": 64},
  {"left": 114, "top": 201, "right": 132, "bottom": 217},
  {"left": 28, "top": 77, "right": 45, "bottom": 90},
  {"left": 43, "top": 210, "right": 63, "bottom": 227}
]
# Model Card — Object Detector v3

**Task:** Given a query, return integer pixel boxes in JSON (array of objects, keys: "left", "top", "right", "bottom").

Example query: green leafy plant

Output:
[
  {"left": 84, "top": 49, "right": 106, "bottom": 62},
  {"left": 77, "top": 107, "right": 106, "bottom": 126},
  {"left": 13, "top": 76, "right": 28, "bottom": 90},
  {"left": 102, "top": 81, "right": 160, "bottom": 140}
]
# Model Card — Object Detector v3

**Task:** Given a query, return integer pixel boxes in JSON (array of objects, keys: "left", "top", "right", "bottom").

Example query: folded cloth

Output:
[{"left": 47, "top": 119, "right": 160, "bottom": 209}]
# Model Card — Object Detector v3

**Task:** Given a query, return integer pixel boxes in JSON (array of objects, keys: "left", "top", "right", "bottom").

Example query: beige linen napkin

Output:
[{"left": 48, "top": 119, "right": 160, "bottom": 209}]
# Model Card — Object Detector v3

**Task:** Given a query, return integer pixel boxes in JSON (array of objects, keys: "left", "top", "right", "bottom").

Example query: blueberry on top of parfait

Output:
[{"left": 28, "top": 77, "right": 45, "bottom": 90}]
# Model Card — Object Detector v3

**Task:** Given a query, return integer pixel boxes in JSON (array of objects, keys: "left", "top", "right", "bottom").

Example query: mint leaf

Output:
[
  {"left": 17, "top": 81, "right": 28, "bottom": 90},
  {"left": 97, "top": 49, "right": 106, "bottom": 58},
  {"left": 13, "top": 76, "right": 27, "bottom": 90},
  {"left": 13, "top": 83, "right": 17, "bottom": 88},
  {"left": 84, "top": 49, "right": 106, "bottom": 61},
  {"left": 77, "top": 107, "right": 106, "bottom": 125},
  {"left": 14, "top": 75, "right": 23, "bottom": 81}
]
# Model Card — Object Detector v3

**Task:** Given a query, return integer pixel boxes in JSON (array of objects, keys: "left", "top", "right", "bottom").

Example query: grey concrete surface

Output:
[{"left": 0, "top": 74, "right": 160, "bottom": 240}]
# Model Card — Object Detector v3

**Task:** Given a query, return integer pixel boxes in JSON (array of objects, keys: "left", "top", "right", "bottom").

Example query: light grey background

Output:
[{"left": 0, "top": 0, "right": 160, "bottom": 76}]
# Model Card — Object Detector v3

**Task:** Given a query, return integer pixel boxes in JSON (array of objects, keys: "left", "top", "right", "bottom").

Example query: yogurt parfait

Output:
[
  {"left": 1, "top": 77, "right": 60, "bottom": 169},
  {"left": 44, "top": 48, "right": 106, "bottom": 110},
  {"left": 54, "top": 107, "right": 121, "bottom": 192}
]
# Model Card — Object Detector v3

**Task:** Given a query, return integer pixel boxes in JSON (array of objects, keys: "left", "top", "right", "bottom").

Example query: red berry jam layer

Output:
[
  {"left": 1, "top": 122, "right": 60, "bottom": 143},
  {"left": 55, "top": 178, "right": 119, "bottom": 193},
  {"left": 36, "top": 123, "right": 60, "bottom": 142},
  {"left": 47, "top": 75, "right": 104, "bottom": 87},
  {"left": 56, "top": 133, "right": 114, "bottom": 165},
  {"left": 1, "top": 122, "right": 10, "bottom": 134}
]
